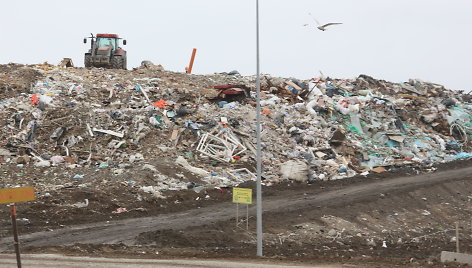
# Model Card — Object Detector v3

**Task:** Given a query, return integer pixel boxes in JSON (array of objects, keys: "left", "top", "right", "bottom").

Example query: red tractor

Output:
[{"left": 83, "top": 33, "right": 127, "bottom": 69}]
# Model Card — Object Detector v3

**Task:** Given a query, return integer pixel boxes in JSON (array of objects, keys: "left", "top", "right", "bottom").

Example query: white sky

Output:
[{"left": 1, "top": 0, "right": 471, "bottom": 91}]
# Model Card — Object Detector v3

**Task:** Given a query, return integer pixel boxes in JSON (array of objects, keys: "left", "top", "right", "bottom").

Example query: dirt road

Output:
[
  {"left": 1, "top": 165, "right": 470, "bottom": 251},
  {"left": 0, "top": 254, "right": 339, "bottom": 268}
]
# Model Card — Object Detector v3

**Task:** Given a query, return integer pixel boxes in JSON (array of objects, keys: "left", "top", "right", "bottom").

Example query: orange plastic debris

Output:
[
  {"left": 153, "top": 99, "right": 170, "bottom": 109},
  {"left": 262, "top": 109, "right": 271, "bottom": 115},
  {"left": 31, "top": 94, "right": 39, "bottom": 106}
]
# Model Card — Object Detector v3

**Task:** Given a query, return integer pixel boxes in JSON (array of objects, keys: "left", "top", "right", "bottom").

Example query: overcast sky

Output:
[{"left": 1, "top": 0, "right": 471, "bottom": 91}]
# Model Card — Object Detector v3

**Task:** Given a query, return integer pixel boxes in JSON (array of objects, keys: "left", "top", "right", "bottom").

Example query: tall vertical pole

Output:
[
  {"left": 187, "top": 48, "right": 197, "bottom": 74},
  {"left": 10, "top": 205, "right": 22, "bottom": 268},
  {"left": 255, "top": 0, "right": 263, "bottom": 257}
]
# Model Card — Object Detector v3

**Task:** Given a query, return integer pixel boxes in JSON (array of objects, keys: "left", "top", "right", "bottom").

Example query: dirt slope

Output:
[{"left": 0, "top": 164, "right": 472, "bottom": 260}]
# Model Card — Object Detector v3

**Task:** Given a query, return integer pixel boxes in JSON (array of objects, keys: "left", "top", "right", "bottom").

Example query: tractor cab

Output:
[{"left": 96, "top": 36, "right": 117, "bottom": 49}]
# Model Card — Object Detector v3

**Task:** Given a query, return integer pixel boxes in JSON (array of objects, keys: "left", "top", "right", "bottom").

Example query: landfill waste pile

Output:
[{"left": 1, "top": 62, "right": 472, "bottom": 203}]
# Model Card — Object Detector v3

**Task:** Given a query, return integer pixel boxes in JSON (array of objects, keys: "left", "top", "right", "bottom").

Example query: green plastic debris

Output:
[
  {"left": 167, "top": 110, "right": 175, "bottom": 118},
  {"left": 151, "top": 116, "right": 163, "bottom": 129},
  {"left": 344, "top": 123, "right": 360, "bottom": 134},
  {"left": 184, "top": 151, "right": 194, "bottom": 161},
  {"left": 98, "top": 162, "right": 109, "bottom": 168}
]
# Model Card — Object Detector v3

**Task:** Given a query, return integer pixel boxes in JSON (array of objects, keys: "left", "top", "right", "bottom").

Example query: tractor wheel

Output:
[
  {"left": 123, "top": 55, "right": 127, "bottom": 70},
  {"left": 84, "top": 54, "right": 92, "bottom": 68},
  {"left": 111, "top": 56, "right": 125, "bottom": 70}
]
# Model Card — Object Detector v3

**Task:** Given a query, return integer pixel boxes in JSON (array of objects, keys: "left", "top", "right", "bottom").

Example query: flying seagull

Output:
[{"left": 304, "top": 13, "right": 343, "bottom": 31}]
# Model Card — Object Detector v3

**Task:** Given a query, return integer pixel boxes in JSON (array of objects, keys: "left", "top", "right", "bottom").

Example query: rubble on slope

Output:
[{"left": 1, "top": 63, "right": 472, "bottom": 202}]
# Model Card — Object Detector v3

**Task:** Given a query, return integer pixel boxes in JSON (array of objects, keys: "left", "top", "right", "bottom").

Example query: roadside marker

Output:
[
  {"left": 0, "top": 187, "right": 35, "bottom": 204},
  {"left": 0, "top": 187, "right": 36, "bottom": 268},
  {"left": 233, "top": 188, "right": 252, "bottom": 230}
]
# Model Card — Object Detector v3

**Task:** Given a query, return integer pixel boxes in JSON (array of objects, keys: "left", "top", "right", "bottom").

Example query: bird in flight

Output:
[{"left": 304, "top": 13, "right": 343, "bottom": 31}]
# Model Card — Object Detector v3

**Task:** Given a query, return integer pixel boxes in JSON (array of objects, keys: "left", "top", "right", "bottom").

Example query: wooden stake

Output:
[
  {"left": 246, "top": 204, "right": 249, "bottom": 230},
  {"left": 456, "top": 221, "right": 460, "bottom": 253},
  {"left": 236, "top": 203, "right": 239, "bottom": 227}
]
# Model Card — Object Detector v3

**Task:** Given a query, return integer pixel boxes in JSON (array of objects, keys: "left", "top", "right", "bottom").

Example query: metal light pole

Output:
[{"left": 255, "top": 0, "right": 263, "bottom": 257}]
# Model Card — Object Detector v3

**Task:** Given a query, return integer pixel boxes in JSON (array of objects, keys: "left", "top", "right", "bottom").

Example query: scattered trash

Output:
[
  {"left": 112, "top": 207, "right": 128, "bottom": 214},
  {"left": 98, "top": 162, "right": 109, "bottom": 168},
  {"left": 212, "top": 84, "right": 250, "bottom": 99},
  {"left": 153, "top": 99, "right": 170, "bottom": 109},
  {"left": 1, "top": 63, "right": 472, "bottom": 204},
  {"left": 34, "top": 161, "right": 51, "bottom": 167},
  {"left": 92, "top": 128, "right": 124, "bottom": 138},
  {"left": 227, "top": 168, "right": 256, "bottom": 182},
  {"left": 421, "top": 210, "right": 432, "bottom": 216},
  {"left": 73, "top": 199, "right": 89, "bottom": 208},
  {"left": 280, "top": 160, "right": 309, "bottom": 182},
  {"left": 59, "top": 58, "right": 74, "bottom": 68},
  {"left": 196, "top": 130, "right": 246, "bottom": 163},
  {"left": 175, "top": 156, "right": 210, "bottom": 177},
  {"left": 372, "top": 167, "right": 387, "bottom": 173}
]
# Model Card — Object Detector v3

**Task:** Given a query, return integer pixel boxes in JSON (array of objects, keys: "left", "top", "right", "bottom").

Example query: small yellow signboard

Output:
[
  {"left": 0, "top": 187, "right": 36, "bottom": 204},
  {"left": 233, "top": 187, "right": 252, "bottom": 204}
]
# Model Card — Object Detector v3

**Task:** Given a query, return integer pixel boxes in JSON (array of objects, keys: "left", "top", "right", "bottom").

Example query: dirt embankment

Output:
[{"left": 0, "top": 160, "right": 470, "bottom": 267}]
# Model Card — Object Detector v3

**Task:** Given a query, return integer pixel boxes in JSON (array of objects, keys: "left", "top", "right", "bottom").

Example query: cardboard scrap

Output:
[
  {"left": 372, "top": 167, "right": 387, "bottom": 173},
  {"left": 170, "top": 129, "right": 179, "bottom": 140},
  {"left": 92, "top": 128, "right": 124, "bottom": 138},
  {"left": 387, "top": 135, "right": 405, "bottom": 143},
  {"left": 285, "top": 81, "right": 302, "bottom": 91}
]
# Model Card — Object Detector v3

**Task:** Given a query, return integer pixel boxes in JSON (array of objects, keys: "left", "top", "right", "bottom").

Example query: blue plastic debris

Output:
[
  {"left": 386, "top": 140, "right": 398, "bottom": 148},
  {"left": 414, "top": 140, "right": 426, "bottom": 148},
  {"left": 98, "top": 162, "right": 109, "bottom": 168},
  {"left": 286, "top": 85, "right": 297, "bottom": 94},
  {"left": 455, "top": 152, "right": 472, "bottom": 159},
  {"left": 218, "top": 101, "right": 228, "bottom": 108}
]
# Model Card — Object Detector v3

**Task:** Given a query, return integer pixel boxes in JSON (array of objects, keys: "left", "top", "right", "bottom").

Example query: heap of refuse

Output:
[{"left": 1, "top": 62, "right": 472, "bottom": 198}]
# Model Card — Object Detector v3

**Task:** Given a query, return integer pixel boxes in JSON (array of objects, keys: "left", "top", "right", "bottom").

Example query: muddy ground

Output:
[{"left": 0, "top": 160, "right": 471, "bottom": 267}]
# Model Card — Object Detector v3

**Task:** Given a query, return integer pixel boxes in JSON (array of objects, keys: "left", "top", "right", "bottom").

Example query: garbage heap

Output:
[{"left": 1, "top": 63, "right": 472, "bottom": 197}]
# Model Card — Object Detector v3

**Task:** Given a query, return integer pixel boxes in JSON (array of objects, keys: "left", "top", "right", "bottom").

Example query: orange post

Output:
[
  {"left": 10, "top": 205, "right": 22, "bottom": 268},
  {"left": 187, "top": 48, "right": 197, "bottom": 74}
]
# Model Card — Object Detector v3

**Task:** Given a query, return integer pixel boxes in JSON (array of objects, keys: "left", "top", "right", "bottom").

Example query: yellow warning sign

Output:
[
  {"left": 0, "top": 187, "right": 36, "bottom": 204},
  {"left": 232, "top": 187, "right": 252, "bottom": 204}
]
